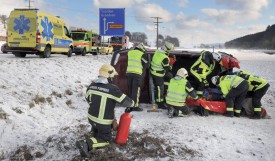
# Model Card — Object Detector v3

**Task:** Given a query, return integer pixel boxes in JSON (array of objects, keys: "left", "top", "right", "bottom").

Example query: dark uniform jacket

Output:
[{"left": 86, "top": 79, "right": 134, "bottom": 125}]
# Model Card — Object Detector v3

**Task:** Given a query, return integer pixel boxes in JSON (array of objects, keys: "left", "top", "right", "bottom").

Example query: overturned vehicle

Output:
[{"left": 111, "top": 49, "right": 268, "bottom": 118}]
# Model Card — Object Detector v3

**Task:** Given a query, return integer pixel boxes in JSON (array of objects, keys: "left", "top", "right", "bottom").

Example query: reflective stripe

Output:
[
  {"left": 190, "top": 69, "right": 202, "bottom": 82},
  {"left": 88, "top": 113, "right": 113, "bottom": 125},
  {"left": 91, "top": 137, "right": 98, "bottom": 144},
  {"left": 93, "top": 142, "right": 109, "bottom": 148},
  {"left": 227, "top": 107, "right": 234, "bottom": 111},
  {"left": 86, "top": 90, "right": 126, "bottom": 102},
  {"left": 151, "top": 61, "right": 163, "bottom": 70},
  {"left": 167, "top": 90, "right": 186, "bottom": 97},
  {"left": 186, "top": 86, "right": 194, "bottom": 92},
  {"left": 254, "top": 107, "right": 262, "bottom": 112},
  {"left": 128, "top": 58, "right": 140, "bottom": 63},
  {"left": 167, "top": 101, "right": 186, "bottom": 107},
  {"left": 141, "top": 57, "right": 148, "bottom": 63},
  {"left": 234, "top": 109, "right": 241, "bottom": 114},
  {"left": 135, "top": 87, "right": 140, "bottom": 107},
  {"left": 230, "top": 75, "right": 243, "bottom": 88},
  {"left": 98, "top": 96, "right": 107, "bottom": 120},
  {"left": 197, "top": 91, "right": 203, "bottom": 95},
  {"left": 127, "top": 65, "right": 143, "bottom": 70},
  {"left": 166, "top": 95, "right": 185, "bottom": 102}
]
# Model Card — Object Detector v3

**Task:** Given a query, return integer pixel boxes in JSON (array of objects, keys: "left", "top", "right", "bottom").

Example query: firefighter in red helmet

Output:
[{"left": 76, "top": 64, "right": 135, "bottom": 158}]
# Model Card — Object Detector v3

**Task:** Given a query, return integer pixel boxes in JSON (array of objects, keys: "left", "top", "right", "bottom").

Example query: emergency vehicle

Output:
[
  {"left": 70, "top": 28, "right": 92, "bottom": 56},
  {"left": 90, "top": 31, "right": 113, "bottom": 55},
  {"left": 6, "top": 9, "right": 73, "bottom": 58},
  {"left": 110, "top": 36, "right": 129, "bottom": 52}
]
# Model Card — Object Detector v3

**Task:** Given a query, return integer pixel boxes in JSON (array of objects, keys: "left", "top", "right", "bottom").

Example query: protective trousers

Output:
[
  {"left": 252, "top": 83, "right": 270, "bottom": 114},
  {"left": 85, "top": 120, "right": 111, "bottom": 150},
  {"left": 225, "top": 81, "right": 249, "bottom": 116},
  {"left": 152, "top": 75, "right": 164, "bottom": 103},
  {"left": 127, "top": 74, "right": 142, "bottom": 107}
]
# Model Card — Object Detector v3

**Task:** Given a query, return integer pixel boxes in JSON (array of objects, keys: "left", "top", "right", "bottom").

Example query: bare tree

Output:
[{"left": 0, "top": 15, "right": 8, "bottom": 29}]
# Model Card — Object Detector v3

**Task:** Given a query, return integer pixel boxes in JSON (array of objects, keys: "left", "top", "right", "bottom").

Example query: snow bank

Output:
[{"left": 0, "top": 50, "right": 274, "bottom": 160}]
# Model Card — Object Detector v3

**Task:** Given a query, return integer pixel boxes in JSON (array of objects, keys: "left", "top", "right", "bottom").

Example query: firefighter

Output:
[
  {"left": 150, "top": 41, "right": 174, "bottom": 109},
  {"left": 76, "top": 64, "right": 135, "bottom": 158},
  {"left": 166, "top": 68, "right": 199, "bottom": 118},
  {"left": 126, "top": 43, "right": 149, "bottom": 111},
  {"left": 234, "top": 70, "right": 270, "bottom": 119},
  {"left": 190, "top": 50, "right": 222, "bottom": 96},
  {"left": 211, "top": 75, "right": 249, "bottom": 117}
]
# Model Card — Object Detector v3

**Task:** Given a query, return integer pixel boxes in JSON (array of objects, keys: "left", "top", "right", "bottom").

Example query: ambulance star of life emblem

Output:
[
  {"left": 41, "top": 16, "right": 54, "bottom": 41},
  {"left": 13, "top": 15, "right": 30, "bottom": 35}
]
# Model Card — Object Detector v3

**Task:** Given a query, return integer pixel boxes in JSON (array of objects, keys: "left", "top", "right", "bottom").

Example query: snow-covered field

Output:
[{"left": 0, "top": 41, "right": 275, "bottom": 161}]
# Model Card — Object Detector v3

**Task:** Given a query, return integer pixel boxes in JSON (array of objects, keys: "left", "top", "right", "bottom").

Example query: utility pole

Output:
[
  {"left": 151, "top": 17, "right": 162, "bottom": 49},
  {"left": 26, "top": 0, "right": 33, "bottom": 9}
]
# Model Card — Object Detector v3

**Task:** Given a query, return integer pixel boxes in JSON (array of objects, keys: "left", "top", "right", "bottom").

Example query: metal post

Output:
[{"left": 151, "top": 17, "right": 162, "bottom": 49}]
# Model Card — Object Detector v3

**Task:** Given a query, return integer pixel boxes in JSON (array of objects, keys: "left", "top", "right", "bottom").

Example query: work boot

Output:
[
  {"left": 223, "top": 111, "right": 234, "bottom": 117},
  {"left": 234, "top": 112, "right": 241, "bottom": 117},
  {"left": 250, "top": 112, "right": 261, "bottom": 119},
  {"left": 157, "top": 102, "right": 168, "bottom": 109},
  {"left": 76, "top": 140, "right": 90, "bottom": 158},
  {"left": 168, "top": 107, "right": 175, "bottom": 118},
  {"left": 132, "top": 107, "right": 143, "bottom": 111}
]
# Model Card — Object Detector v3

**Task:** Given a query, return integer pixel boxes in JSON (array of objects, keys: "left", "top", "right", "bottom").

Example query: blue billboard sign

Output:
[{"left": 99, "top": 8, "right": 125, "bottom": 36}]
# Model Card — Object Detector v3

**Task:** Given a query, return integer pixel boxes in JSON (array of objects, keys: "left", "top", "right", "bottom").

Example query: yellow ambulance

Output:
[{"left": 7, "top": 9, "right": 73, "bottom": 58}]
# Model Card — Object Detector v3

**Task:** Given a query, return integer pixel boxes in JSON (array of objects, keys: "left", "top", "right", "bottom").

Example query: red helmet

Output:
[{"left": 221, "top": 56, "right": 240, "bottom": 69}]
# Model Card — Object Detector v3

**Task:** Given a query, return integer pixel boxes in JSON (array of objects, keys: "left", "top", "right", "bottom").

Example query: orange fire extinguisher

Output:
[{"left": 115, "top": 112, "right": 132, "bottom": 145}]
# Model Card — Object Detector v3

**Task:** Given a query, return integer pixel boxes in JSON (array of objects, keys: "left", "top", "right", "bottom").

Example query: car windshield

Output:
[
  {"left": 111, "top": 37, "right": 122, "bottom": 43},
  {"left": 71, "top": 33, "right": 85, "bottom": 40}
]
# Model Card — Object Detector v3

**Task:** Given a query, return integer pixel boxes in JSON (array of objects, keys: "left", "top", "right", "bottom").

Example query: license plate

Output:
[{"left": 10, "top": 43, "right": 19, "bottom": 47}]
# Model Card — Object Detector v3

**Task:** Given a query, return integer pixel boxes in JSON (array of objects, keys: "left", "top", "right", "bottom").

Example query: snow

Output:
[{"left": 0, "top": 41, "right": 275, "bottom": 160}]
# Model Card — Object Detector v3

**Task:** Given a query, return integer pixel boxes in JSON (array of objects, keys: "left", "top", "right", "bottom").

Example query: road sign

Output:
[{"left": 99, "top": 8, "right": 125, "bottom": 36}]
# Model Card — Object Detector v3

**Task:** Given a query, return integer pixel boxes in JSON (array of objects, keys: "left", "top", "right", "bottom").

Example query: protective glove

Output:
[
  {"left": 125, "top": 107, "right": 133, "bottom": 113},
  {"left": 202, "top": 79, "right": 209, "bottom": 87}
]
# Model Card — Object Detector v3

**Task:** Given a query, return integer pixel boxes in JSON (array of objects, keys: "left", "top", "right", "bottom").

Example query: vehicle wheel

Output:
[
  {"left": 3, "top": 51, "right": 7, "bottom": 54},
  {"left": 81, "top": 48, "right": 86, "bottom": 56},
  {"left": 67, "top": 48, "right": 72, "bottom": 57},
  {"left": 91, "top": 52, "right": 97, "bottom": 55},
  {"left": 14, "top": 52, "right": 26, "bottom": 58},
  {"left": 42, "top": 46, "right": 51, "bottom": 58},
  {"left": 75, "top": 52, "right": 81, "bottom": 55}
]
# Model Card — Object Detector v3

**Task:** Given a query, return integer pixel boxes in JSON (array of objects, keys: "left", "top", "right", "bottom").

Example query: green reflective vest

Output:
[
  {"left": 166, "top": 78, "right": 188, "bottom": 107},
  {"left": 190, "top": 50, "right": 215, "bottom": 81},
  {"left": 126, "top": 49, "right": 144, "bottom": 75},
  {"left": 219, "top": 75, "right": 245, "bottom": 97},
  {"left": 237, "top": 70, "right": 267, "bottom": 91},
  {"left": 151, "top": 50, "right": 169, "bottom": 77}
]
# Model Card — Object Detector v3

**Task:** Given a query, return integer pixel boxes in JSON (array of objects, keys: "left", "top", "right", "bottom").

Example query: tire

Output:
[
  {"left": 91, "top": 52, "right": 97, "bottom": 55},
  {"left": 14, "top": 52, "right": 26, "bottom": 58},
  {"left": 75, "top": 52, "right": 81, "bottom": 55},
  {"left": 81, "top": 48, "right": 86, "bottom": 56},
  {"left": 67, "top": 48, "right": 72, "bottom": 57},
  {"left": 42, "top": 46, "right": 51, "bottom": 58}
]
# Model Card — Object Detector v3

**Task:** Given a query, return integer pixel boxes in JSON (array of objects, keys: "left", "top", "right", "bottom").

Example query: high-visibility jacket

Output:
[
  {"left": 219, "top": 75, "right": 246, "bottom": 97},
  {"left": 190, "top": 50, "right": 215, "bottom": 81},
  {"left": 126, "top": 49, "right": 145, "bottom": 75},
  {"left": 235, "top": 70, "right": 268, "bottom": 91},
  {"left": 86, "top": 81, "right": 134, "bottom": 125},
  {"left": 166, "top": 77, "right": 198, "bottom": 106},
  {"left": 150, "top": 50, "right": 170, "bottom": 77}
]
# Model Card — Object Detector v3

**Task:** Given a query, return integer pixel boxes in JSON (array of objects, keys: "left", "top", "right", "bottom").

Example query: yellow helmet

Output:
[
  {"left": 211, "top": 76, "right": 220, "bottom": 85},
  {"left": 99, "top": 64, "right": 118, "bottom": 78},
  {"left": 136, "top": 43, "right": 146, "bottom": 52},
  {"left": 161, "top": 41, "right": 174, "bottom": 53},
  {"left": 176, "top": 68, "right": 188, "bottom": 78}
]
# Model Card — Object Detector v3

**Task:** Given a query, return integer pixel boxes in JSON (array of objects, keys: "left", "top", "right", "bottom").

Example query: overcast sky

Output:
[{"left": 1, "top": 0, "right": 274, "bottom": 46}]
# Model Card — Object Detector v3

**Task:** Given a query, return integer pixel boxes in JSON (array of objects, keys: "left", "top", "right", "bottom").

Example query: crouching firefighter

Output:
[
  {"left": 211, "top": 75, "right": 249, "bottom": 117},
  {"left": 166, "top": 68, "right": 199, "bottom": 118},
  {"left": 76, "top": 64, "right": 135, "bottom": 158},
  {"left": 234, "top": 70, "right": 270, "bottom": 119}
]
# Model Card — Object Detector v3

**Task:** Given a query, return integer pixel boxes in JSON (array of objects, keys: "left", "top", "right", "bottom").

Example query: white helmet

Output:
[
  {"left": 136, "top": 43, "right": 146, "bottom": 52},
  {"left": 161, "top": 41, "right": 174, "bottom": 53},
  {"left": 212, "top": 52, "right": 221, "bottom": 61},
  {"left": 176, "top": 68, "right": 188, "bottom": 78},
  {"left": 211, "top": 76, "right": 220, "bottom": 85},
  {"left": 99, "top": 64, "right": 118, "bottom": 78}
]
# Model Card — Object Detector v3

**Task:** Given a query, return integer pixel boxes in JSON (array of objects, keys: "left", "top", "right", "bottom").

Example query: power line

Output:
[{"left": 151, "top": 17, "right": 162, "bottom": 49}]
